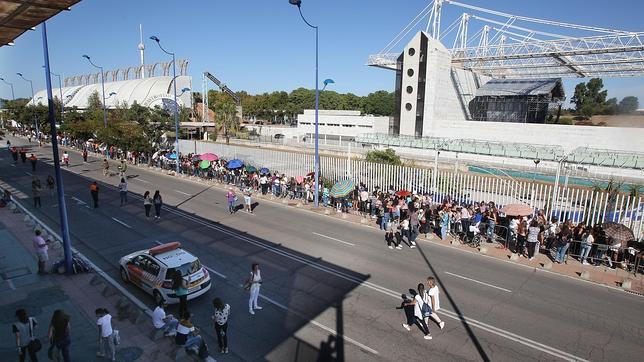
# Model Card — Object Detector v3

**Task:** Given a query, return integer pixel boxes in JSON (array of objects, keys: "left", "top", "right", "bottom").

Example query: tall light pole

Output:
[
  {"left": 16, "top": 72, "right": 39, "bottom": 136},
  {"left": 42, "top": 66, "right": 64, "bottom": 123},
  {"left": 81, "top": 55, "right": 107, "bottom": 128},
  {"left": 0, "top": 77, "right": 15, "bottom": 100},
  {"left": 150, "top": 35, "right": 181, "bottom": 175},
  {"left": 289, "top": 0, "right": 321, "bottom": 207},
  {"left": 42, "top": 21, "right": 74, "bottom": 273},
  {"left": 531, "top": 159, "right": 540, "bottom": 213}
]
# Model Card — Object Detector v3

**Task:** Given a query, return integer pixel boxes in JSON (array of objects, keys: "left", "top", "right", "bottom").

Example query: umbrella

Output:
[
  {"left": 199, "top": 160, "right": 211, "bottom": 169},
  {"left": 602, "top": 222, "right": 635, "bottom": 243},
  {"left": 246, "top": 165, "right": 257, "bottom": 173},
  {"left": 306, "top": 171, "right": 315, "bottom": 177},
  {"left": 330, "top": 179, "right": 355, "bottom": 198},
  {"left": 191, "top": 154, "right": 202, "bottom": 162},
  {"left": 226, "top": 159, "right": 244, "bottom": 169},
  {"left": 500, "top": 203, "right": 533, "bottom": 216},
  {"left": 295, "top": 176, "right": 304, "bottom": 184},
  {"left": 200, "top": 153, "right": 218, "bottom": 161},
  {"left": 260, "top": 167, "right": 269, "bottom": 174},
  {"left": 395, "top": 190, "right": 411, "bottom": 197},
  {"left": 166, "top": 153, "right": 177, "bottom": 160}
]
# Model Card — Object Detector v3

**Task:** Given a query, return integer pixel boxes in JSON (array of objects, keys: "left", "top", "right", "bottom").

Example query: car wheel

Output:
[
  {"left": 120, "top": 267, "right": 129, "bottom": 283},
  {"left": 153, "top": 290, "right": 164, "bottom": 305}
]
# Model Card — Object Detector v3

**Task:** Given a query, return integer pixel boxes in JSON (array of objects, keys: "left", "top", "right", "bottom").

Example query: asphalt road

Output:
[{"left": 1, "top": 136, "right": 643, "bottom": 362}]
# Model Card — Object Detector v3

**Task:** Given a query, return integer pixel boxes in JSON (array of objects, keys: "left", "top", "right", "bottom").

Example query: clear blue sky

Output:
[{"left": 1, "top": 0, "right": 643, "bottom": 105}]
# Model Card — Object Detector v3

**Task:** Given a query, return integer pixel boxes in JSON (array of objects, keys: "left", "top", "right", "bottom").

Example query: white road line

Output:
[
  {"left": 152, "top": 240, "right": 227, "bottom": 279},
  {"left": 111, "top": 217, "right": 132, "bottom": 229},
  {"left": 136, "top": 178, "right": 151, "bottom": 184},
  {"left": 444, "top": 271, "right": 512, "bottom": 293},
  {"left": 259, "top": 294, "right": 379, "bottom": 355},
  {"left": 25, "top": 171, "right": 33, "bottom": 176},
  {"left": 71, "top": 196, "right": 86, "bottom": 205},
  {"left": 174, "top": 189, "right": 192, "bottom": 196},
  {"left": 312, "top": 232, "right": 355, "bottom": 246}
]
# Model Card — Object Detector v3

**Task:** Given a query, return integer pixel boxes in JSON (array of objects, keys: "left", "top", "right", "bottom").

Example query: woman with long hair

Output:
[
  {"left": 48, "top": 309, "right": 71, "bottom": 362},
  {"left": 153, "top": 190, "right": 163, "bottom": 219},
  {"left": 143, "top": 191, "right": 152, "bottom": 218},
  {"left": 246, "top": 263, "right": 263, "bottom": 315},
  {"left": 172, "top": 270, "right": 188, "bottom": 318},
  {"left": 425, "top": 277, "right": 445, "bottom": 330}
]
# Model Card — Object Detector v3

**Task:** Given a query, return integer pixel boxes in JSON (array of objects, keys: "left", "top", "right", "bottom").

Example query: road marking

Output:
[
  {"left": 259, "top": 294, "right": 379, "bottom": 355},
  {"left": 444, "top": 271, "right": 512, "bottom": 293},
  {"left": 112, "top": 217, "right": 132, "bottom": 229},
  {"left": 152, "top": 240, "right": 227, "bottom": 279},
  {"left": 25, "top": 171, "right": 33, "bottom": 176},
  {"left": 312, "top": 232, "right": 355, "bottom": 246},
  {"left": 71, "top": 196, "right": 86, "bottom": 205},
  {"left": 136, "top": 178, "right": 151, "bottom": 184},
  {"left": 174, "top": 189, "right": 192, "bottom": 196}
]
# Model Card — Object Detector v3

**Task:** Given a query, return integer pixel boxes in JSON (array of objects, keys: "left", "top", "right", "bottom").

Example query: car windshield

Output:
[{"left": 167, "top": 259, "right": 201, "bottom": 278}]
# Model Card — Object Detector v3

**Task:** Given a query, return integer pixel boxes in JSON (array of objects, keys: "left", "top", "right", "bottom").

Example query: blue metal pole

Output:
[
  {"left": 41, "top": 22, "right": 73, "bottom": 273},
  {"left": 100, "top": 67, "right": 107, "bottom": 128},
  {"left": 172, "top": 52, "right": 180, "bottom": 174},
  {"left": 314, "top": 26, "right": 319, "bottom": 207}
]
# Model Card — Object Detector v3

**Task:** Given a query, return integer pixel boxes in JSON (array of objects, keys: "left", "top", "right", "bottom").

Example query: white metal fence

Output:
[{"left": 180, "top": 140, "right": 643, "bottom": 237}]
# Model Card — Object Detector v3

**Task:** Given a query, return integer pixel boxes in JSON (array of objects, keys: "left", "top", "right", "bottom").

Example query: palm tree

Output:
[{"left": 214, "top": 101, "right": 237, "bottom": 145}]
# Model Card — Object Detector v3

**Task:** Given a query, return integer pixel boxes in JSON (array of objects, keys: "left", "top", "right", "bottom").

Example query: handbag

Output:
[
  {"left": 112, "top": 330, "right": 121, "bottom": 345},
  {"left": 28, "top": 318, "right": 42, "bottom": 353}
]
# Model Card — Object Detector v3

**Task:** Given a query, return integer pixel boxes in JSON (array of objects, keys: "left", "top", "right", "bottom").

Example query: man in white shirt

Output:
[
  {"left": 96, "top": 308, "right": 115, "bottom": 361},
  {"left": 33, "top": 230, "right": 49, "bottom": 274},
  {"left": 152, "top": 300, "right": 179, "bottom": 336}
]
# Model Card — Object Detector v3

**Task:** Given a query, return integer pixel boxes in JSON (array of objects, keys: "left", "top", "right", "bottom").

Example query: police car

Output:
[{"left": 119, "top": 242, "right": 211, "bottom": 304}]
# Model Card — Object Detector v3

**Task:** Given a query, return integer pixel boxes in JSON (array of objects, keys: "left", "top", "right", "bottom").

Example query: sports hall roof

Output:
[
  {"left": 0, "top": 0, "right": 80, "bottom": 47},
  {"left": 475, "top": 78, "right": 565, "bottom": 99}
]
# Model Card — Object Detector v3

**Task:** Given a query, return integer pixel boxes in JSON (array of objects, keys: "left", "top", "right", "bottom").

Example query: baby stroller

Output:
[{"left": 464, "top": 221, "right": 483, "bottom": 247}]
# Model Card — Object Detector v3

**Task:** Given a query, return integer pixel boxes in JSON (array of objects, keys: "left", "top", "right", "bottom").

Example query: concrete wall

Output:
[
  {"left": 398, "top": 32, "right": 423, "bottom": 136},
  {"left": 297, "top": 110, "right": 389, "bottom": 138},
  {"left": 429, "top": 119, "right": 644, "bottom": 153}
]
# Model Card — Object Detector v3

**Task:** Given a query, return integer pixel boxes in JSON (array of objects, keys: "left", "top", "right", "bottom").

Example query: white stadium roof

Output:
[{"left": 30, "top": 75, "right": 192, "bottom": 110}]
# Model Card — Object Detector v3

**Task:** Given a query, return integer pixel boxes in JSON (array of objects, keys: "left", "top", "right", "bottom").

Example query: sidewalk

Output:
[{"left": 0, "top": 205, "right": 196, "bottom": 362}]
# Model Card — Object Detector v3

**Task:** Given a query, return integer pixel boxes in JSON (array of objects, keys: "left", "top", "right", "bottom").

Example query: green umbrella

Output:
[
  {"left": 330, "top": 179, "right": 355, "bottom": 198},
  {"left": 199, "top": 160, "right": 211, "bottom": 169},
  {"left": 245, "top": 165, "right": 257, "bottom": 173}
]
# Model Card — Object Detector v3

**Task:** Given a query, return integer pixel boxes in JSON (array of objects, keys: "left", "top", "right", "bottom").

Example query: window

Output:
[
  {"left": 408, "top": 48, "right": 416, "bottom": 56},
  {"left": 406, "top": 86, "right": 413, "bottom": 94},
  {"left": 407, "top": 68, "right": 414, "bottom": 77},
  {"left": 405, "top": 103, "right": 413, "bottom": 111}
]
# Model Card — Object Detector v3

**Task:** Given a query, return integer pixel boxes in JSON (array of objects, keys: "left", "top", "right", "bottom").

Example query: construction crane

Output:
[{"left": 202, "top": 71, "right": 242, "bottom": 123}]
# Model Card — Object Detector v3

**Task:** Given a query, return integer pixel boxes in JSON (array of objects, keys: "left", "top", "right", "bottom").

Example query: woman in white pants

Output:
[
  {"left": 425, "top": 277, "right": 445, "bottom": 330},
  {"left": 247, "top": 263, "right": 263, "bottom": 315}
]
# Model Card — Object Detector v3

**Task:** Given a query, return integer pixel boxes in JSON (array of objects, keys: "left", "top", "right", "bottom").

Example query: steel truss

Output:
[{"left": 367, "top": 0, "right": 644, "bottom": 78}]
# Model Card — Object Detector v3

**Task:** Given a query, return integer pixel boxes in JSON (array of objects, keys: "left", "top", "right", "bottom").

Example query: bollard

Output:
[
  {"left": 509, "top": 253, "right": 519, "bottom": 261},
  {"left": 580, "top": 271, "right": 590, "bottom": 280},
  {"left": 450, "top": 239, "right": 459, "bottom": 246},
  {"left": 621, "top": 279, "right": 632, "bottom": 290},
  {"left": 541, "top": 261, "right": 553, "bottom": 270},
  {"left": 479, "top": 246, "right": 488, "bottom": 254}
]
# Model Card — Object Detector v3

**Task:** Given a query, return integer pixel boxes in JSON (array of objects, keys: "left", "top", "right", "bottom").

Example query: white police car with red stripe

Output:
[{"left": 119, "top": 242, "right": 211, "bottom": 304}]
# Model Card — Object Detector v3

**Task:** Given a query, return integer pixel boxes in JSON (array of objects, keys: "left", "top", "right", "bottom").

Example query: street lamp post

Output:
[
  {"left": 0, "top": 77, "right": 15, "bottom": 100},
  {"left": 289, "top": 0, "right": 322, "bottom": 207},
  {"left": 16, "top": 72, "right": 39, "bottom": 136},
  {"left": 81, "top": 55, "right": 107, "bottom": 128},
  {"left": 42, "top": 66, "right": 64, "bottom": 123},
  {"left": 531, "top": 159, "right": 540, "bottom": 213},
  {"left": 150, "top": 35, "right": 181, "bottom": 175}
]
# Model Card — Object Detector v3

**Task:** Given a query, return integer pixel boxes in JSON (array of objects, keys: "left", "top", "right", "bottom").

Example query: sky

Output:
[{"left": 1, "top": 0, "right": 643, "bottom": 105}]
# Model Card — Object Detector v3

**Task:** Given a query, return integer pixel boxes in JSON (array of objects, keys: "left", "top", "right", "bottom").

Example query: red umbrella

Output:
[
  {"left": 395, "top": 190, "right": 412, "bottom": 197},
  {"left": 295, "top": 175, "right": 304, "bottom": 184},
  {"left": 306, "top": 171, "right": 315, "bottom": 177}
]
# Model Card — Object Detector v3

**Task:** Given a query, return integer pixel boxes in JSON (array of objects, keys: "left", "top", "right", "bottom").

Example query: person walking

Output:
[
  {"left": 13, "top": 309, "right": 39, "bottom": 362},
  {"left": 28, "top": 153, "right": 38, "bottom": 172},
  {"left": 62, "top": 151, "right": 69, "bottom": 167},
  {"left": 102, "top": 159, "right": 110, "bottom": 177},
  {"left": 32, "top": 177, "right": 42, "bottom": 208},
  {"left": 143, "top": 191, "right": 152, "bottom": 218},
  {"left": 243, "top": 187, "right": 253, "bottom": 213},
  {"left": 424, "top": 277, "right": 446, "bottom": 330},
  {"left": 90, "top": 181, "right": 99, "bottom": 208},
  {"left": 153, "top": 190, "right": 163, "bottom": 219},
  {"left": 211, "top": 297, "right": 230, "bottom": 354},
  {"left": 172, "top": 271, "right": 188, "bottom": 318},
  {"left": 226, "top": 187, "right": 236, "bottom": 214},
  {"left": 33, "top": 230, "right": 50, "bottom": 274},
  {"left": 48, "top": 310, "right": 71, "bottom": 362},
  {"left": 46, "top": 175, "right": 55, "bottom": 198},
  {"left": 118, "top": 160, "right": 127, "bottom": 178},
  {"left": 401, "top": 289, "right": 432, "bottom": 340},
  {"left": 95, "top": 308, "right": 115, "bottom": 361},
  {"left": 245, "top": 263, "right": 263, "bottom": 315},
  {"left": 118, "top": 178, "right": 128, "bottom": 206},
  {"left": 152, "top": 300, "right": 179, "bottom": 336},
  {"left": 82, "top": 148, "right": 88, "bottom": 163}
]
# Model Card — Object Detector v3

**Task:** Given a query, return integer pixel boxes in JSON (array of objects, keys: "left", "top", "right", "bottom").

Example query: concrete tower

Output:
[{"left": 138, "top": 24, "right": 145, "bottom": 79}]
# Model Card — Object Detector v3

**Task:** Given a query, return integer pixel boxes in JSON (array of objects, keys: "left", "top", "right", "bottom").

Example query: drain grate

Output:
[{"left": 1, "top": 267, "right": 31, "bottom": 280}]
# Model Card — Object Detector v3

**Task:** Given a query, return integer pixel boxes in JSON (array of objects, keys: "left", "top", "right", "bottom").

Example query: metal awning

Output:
[{"left": 0, "top": 0, "right": 80, "bottom": 47}]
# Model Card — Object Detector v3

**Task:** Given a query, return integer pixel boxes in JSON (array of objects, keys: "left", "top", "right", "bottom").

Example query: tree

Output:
[
  {"left": 571, "top": 78, "right": 607, "bottom": 117},
  {"left": 600, "top": 97, "right": 618, "bottom": 115},
  {"left": 363, "top": 90, "right": 395, "bottom": 116},
  {"left": 214, "top": 101, "right": 237, "bottom": 144},
  {"left": 365, "top": 148, "right": 402, "bottom": 165},
  {"left": 618, "top": 96, "right": 639, "bottom": 114}
]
